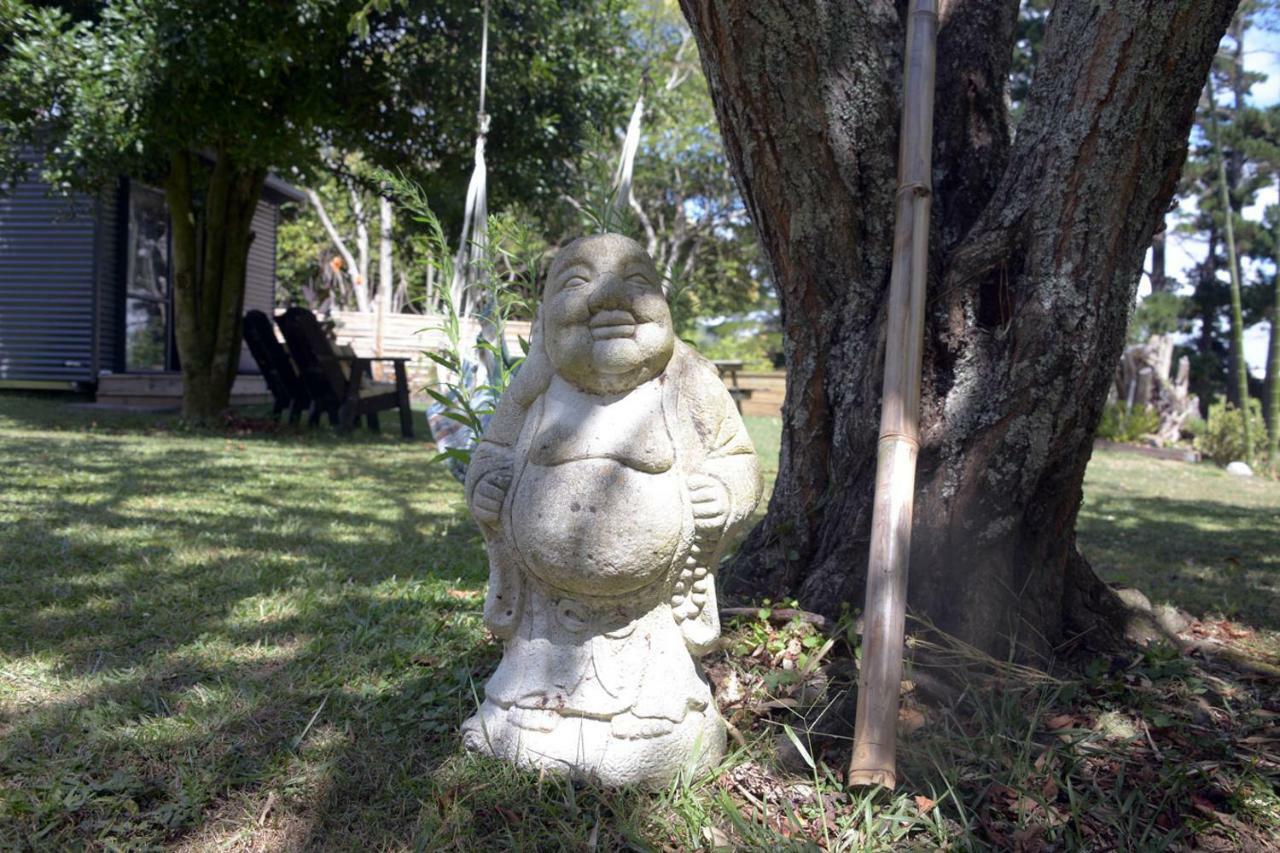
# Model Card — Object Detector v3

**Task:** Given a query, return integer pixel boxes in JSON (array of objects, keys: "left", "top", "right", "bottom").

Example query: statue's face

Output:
[{"left": 542, "top": 234, "right": 674, "bottom": 394}]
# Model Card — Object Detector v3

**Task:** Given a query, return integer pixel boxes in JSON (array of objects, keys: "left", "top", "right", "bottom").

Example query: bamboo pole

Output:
[
  {"left": 1206, "top": 74, "right": 1254, "bottom": 463},
  {"left": 849, "top": 0, "right": 938, "bottom": 790},
  {"left": 1269, "top": 172, "right": 1280, "bottom": 471}
]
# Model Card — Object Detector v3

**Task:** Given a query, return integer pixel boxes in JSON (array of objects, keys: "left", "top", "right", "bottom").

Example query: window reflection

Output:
[{"left": 125, "top": 186, "right": 170, "bottom": 371}]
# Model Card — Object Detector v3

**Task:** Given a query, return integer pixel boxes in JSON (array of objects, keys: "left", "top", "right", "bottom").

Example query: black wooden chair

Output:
[
  {"left": 243, "top": 309, "right": 310, "bottom": 424},
  {"left": 275, "top": 307, "right": 414, "bottom": 438}
]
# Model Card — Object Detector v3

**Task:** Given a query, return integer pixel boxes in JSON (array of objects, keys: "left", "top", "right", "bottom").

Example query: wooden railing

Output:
[
  {"left": 321, "top": 309, "right": 785, "bottom": 415},
  {"left": 325, "top": 310, "right": 533, "bottom": 395}
]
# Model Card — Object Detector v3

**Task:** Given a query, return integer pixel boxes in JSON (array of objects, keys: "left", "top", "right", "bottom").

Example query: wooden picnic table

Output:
[{"left": 713, "top": 360, "right": 753, "bottom": 413}]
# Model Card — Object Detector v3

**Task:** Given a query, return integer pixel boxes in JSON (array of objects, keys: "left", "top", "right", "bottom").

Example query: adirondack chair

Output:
[
  {"left": 243, "top": 309, "right": 311, "bottom": 424},
  {"left": 275, "top": 307, "right": 415, "bottom": 438}
]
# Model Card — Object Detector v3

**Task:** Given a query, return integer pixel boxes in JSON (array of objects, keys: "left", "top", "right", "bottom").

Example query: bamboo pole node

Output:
[
  {"left": 896, "top": 181, "right": 932, "bottom": 198},
  {"left": 877, "top": 432, "right": 920, "bottom": 448}
]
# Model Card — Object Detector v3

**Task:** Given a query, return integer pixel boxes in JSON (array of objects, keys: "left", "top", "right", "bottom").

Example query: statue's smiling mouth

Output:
[{"left": 588, "top": 310, "right": 638, "bottom": 339}]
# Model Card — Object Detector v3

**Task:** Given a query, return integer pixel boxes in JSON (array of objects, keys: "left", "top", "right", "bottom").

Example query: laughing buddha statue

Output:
[{"left": 460, "top": 233, "right": 762, "bottom": 786}]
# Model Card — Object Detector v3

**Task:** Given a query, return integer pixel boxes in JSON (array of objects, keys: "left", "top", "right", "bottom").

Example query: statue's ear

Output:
[
  {"left": 480, "top": 305, "right": 553, "bottom": 448},
  {"left": 528, "top": 305, "right": 547, "bottom": 357},
  {"left": 511, "top": 307, "right": 551, "bottom": 403}
]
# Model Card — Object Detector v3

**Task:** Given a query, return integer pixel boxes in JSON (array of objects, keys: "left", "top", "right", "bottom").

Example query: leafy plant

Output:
[
  {"left": 376, "top": 168, "right": 540, "bottom": 473},
  {"left": 1197, "top": 395, "right": 1267, "bottom": 465},
  {"left": 1096, "top": 402, "right": 1160, "bottom": 444}
]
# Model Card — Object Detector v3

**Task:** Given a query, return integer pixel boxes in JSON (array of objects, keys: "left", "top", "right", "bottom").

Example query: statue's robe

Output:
[{"left": 465, "top": 335, "right": 760, "bottom": 729}]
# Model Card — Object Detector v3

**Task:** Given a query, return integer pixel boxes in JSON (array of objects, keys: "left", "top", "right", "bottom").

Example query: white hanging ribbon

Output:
[
  {"left": 613, "top": 94, "right": 644, "bottom": 216},
  {"left": 450, "top": 0, "right": 491, "bottom": 321},
  {"left": 449, "top": 130, "right": 488, "bottom": 318}
]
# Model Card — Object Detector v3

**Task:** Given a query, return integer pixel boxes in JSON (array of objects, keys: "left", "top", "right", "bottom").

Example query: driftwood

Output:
[{"left": 1114, "top": 334, "right": 1199, "bottom": 445}]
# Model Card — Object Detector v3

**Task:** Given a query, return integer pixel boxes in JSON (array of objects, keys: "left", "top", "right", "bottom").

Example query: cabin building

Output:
[{"left": 0, "top": 161, "right": 302, "bottom": 404}]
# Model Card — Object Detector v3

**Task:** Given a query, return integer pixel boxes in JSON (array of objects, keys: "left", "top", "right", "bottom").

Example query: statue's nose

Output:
[{"left": 587, "top": 272, "right": 631, "bottom": 312}]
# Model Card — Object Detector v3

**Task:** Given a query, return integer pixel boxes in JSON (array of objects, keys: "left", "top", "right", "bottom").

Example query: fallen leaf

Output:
[
  {"left": 914, "top": 795, "right": 936, "bottom": 815},
  {"left": 1190, "top": 793, "right": 1217, "bottom": 815},
  {"left": 1045, "top": 714, "right": 1076, "bottom": 730},
  {"left": 899, "top": 706, "right": 927, "bottom": 733}
]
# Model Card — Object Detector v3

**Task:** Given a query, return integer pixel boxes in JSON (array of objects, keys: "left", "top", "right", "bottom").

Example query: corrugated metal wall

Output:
[
  {"left": 0, "top": 164, "right": 100, "bottom": 385},
  {"left": 239, "top": 199, "right": 277, "bottom": 372},
  {"left": 1, "top": 168, "right": 280, "bottom": 383},
  {"left": 94, "top": 183, "right": 123, "bottom": 375}
]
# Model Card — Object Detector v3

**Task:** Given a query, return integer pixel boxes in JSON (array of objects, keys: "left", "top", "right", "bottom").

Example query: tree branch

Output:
[{"left": 306, "top": 187, "right": 369, "bottom": 313}]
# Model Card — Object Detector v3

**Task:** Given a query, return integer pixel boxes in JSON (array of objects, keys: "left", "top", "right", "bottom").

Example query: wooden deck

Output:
[{"left": 95, "top": 373, "right": 271, "bottom": 409}]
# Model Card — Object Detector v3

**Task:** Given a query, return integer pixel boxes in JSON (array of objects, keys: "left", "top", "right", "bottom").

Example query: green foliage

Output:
[
  {"left": 1197, "top": 395, "right": 1267, "bottom": 464},
  {"left": 693, "top": 316, "right": 782, "bottom": 372},
  {"left": 378, "top": 168, "right": 540, "bottom": 469},
  {"left": 1096, "top": 402, "right": 1161, "bottom": 444},
  {"left": 1009, "top": 0, "right": 1052, "bottom": 124},
  {"left": 1173, "top": 6, "right": 1280, "bottom": 408},
  {"left": 1181, "top": 412, "right": 1207, "bottom": 440},
  {"left": 0, "top": 0, "right": 632, "bottom": 232},
  {"left": 1128, "top": 292, "right": 1187, "bottom": 344},
  {"left": 0, "top": 0, "right": 633, "bottom": 420},
  {"left": 559, "top": 1, "right": 768, "bottom": 333}
]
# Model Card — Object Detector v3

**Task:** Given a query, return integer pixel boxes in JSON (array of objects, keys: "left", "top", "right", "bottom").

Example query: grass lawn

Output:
[
  {"left": 1, "top": 394, "right": 1277, "bottom": 850},
  {"left": 1079, "top": 450, "right": 1280, "bottom": 642}
]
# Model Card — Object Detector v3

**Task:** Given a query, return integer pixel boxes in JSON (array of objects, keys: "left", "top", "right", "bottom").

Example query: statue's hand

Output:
[
  {"left": 687, "top": 473, "right": 729, "bottom": 534},
  {"left": 471, "top": 466, "right": 512, "bottom": 529}
]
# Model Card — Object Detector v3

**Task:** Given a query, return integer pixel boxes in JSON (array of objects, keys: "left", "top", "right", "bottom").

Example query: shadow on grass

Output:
[
  {"left": 1078, "top": 492, "right": 1280, "bottom": 631},
  {"left": 0, "top": 393, "right": 773, "bottom": 848},
  {"left": 0, "top": 397, "right": 514, "bottom": 846}
]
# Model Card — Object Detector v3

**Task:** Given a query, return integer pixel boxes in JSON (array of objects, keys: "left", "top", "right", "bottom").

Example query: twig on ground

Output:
[
  {"left": 257, "top": 791, "right": 277, "bottom": 826},
  {"left": 720, "top": 607, "right": 831, "bottom": 632},
  {"left": 292, "top": 692, "right": 330, "bottom": 751}
]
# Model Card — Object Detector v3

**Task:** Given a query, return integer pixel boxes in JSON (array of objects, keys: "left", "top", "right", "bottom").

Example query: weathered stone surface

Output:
[
  {"left": 1226, "top": 461, "right": 1253, "bottom": 478},
  {"left": 461, "top": 234, "right": 762, "bottom": 787}
]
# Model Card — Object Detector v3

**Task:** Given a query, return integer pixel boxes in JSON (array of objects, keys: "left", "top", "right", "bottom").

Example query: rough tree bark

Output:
[
  {"left": 680, "top": 0, "right": 1237, "bottom": 657},
  {"left": 164, "top": 149, "right": 267, "bottom": 423}
]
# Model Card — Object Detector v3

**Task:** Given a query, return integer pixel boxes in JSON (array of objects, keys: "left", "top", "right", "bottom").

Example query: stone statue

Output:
[{"left": 461, "top": 234, "right": 762, "bottom": 787}]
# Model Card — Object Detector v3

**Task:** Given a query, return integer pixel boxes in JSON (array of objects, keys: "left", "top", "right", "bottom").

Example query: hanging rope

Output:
[
  {"left": 429, "top": 0, "right": 496, "bottom": 482},
  {"left": 449, "top": 0, "right": 491, "bottom": 319}
]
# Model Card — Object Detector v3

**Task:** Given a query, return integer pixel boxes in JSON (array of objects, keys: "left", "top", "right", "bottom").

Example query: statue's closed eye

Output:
[
  {"left": 561, "top": 274, "right": 589, "bottom": 289},
  {"left": 627, "top": 273, "right": 653, "bottom": 287}
]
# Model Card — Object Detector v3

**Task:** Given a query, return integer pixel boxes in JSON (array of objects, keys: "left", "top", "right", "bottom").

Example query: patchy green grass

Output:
[
  {"left": 1079, "top": 447, "right": 1280, "bottom": 647},
  {"left": 1, "top": 395, "right": 1277, "bottom": 850},
  {"left": 743, "top": 414, "right": 781, "bottom": 489}
]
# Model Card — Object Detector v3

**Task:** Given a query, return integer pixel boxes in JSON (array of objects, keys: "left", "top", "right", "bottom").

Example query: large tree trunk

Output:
[
  {"left": 1150, "top": 229, "right": 1169, "bottom": 293},
  {"left": 681, "top": 0, "right": 1236, "bottom": 657},
  {"left": 164, "top": 149, "right": 267, "bottom": 423}
]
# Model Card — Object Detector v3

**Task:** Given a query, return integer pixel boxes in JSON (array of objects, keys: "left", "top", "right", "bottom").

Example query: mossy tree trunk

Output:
[
  {"left": 680, "top": 0, "right": 1237, "bottom": 657},
  {"left": 163, "top": 149, "right": 267, "bottom": 424}
]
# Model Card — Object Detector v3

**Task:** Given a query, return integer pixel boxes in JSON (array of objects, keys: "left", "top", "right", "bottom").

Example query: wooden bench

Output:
[
  {"left": 243, "top": 309, "right": 311, "bottom": 424},
  {"left": 276, "top": 307, "right": 415, "bottom": 438},
  {"left": 713, "top": 359, "right": 755, "bottom": 414}
]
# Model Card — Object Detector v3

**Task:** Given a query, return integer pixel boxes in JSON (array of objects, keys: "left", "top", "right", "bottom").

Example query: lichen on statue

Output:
[{"left": 461, "top": 233, "right": 763, "bottom": 787}]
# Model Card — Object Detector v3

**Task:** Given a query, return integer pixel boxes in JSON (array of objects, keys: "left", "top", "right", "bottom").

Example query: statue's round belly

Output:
[{"left": 509, "top": 459, "right": 686, "bottom": 597}]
